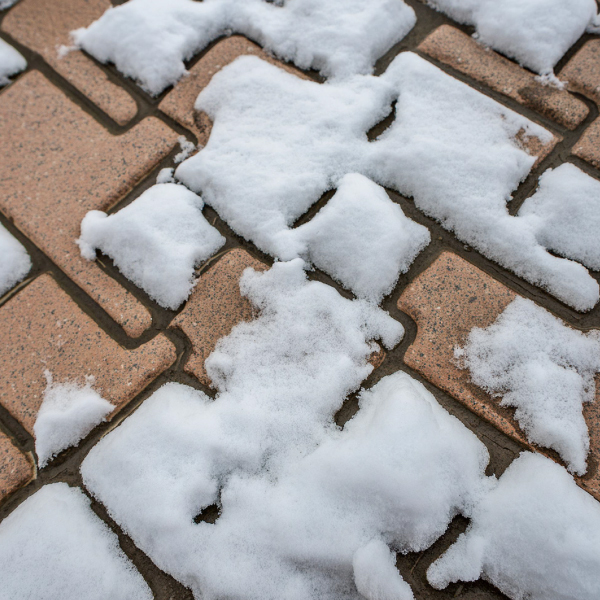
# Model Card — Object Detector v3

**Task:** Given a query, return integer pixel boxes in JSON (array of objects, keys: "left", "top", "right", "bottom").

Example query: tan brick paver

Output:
[
  {"left": 0, "top": 71, "right": 178, "bottom": 337},
  {"left": 2, "top": 0, "right": 137, "bottom": 125},
  {"left": 0, "top": 274, "right": 176, "bottom": 437},
  {"left": 0, "top": 432, "right": 33, "bottom": 503}
]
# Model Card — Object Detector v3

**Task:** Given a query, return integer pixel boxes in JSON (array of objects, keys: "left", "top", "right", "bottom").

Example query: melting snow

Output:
[
  {"left": 0, "top": 222, "right": 30, "bottom": 296},
  {"left": 0, "top": 38, "right": 26, "bottom": 86}
]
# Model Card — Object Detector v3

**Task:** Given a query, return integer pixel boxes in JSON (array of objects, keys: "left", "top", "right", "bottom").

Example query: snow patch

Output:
[
  {"left": 174, "top": 135, "right": 196, "bottom": 164},
  {"left": 0, "top": 222, "right": 30, "bottom": 296},
  {"left": 0, "top": 37, "right": 26, "bottom": 86}
]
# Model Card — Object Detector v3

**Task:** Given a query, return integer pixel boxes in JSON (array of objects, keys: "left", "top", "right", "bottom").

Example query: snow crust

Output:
[
  {"left": 0, "top": 483, "right": 152, "bottom": 600},
  {"left": 34, "top": 372, "right": 114, "bottom": 468},
  {"left": 519, "top": 163, "right": 600, "bottom": 271},
  {"left": 71, "top": 0, "right": 416, "bottom": 95},
  {"left": 78, "top": 183, "right": 225, "bottom": 309},
  {"left": 295, "top": 174, "right": 430, "bottom": 302},
  {"left": 0, "top": 222, "right": 30, "bottom": 296},
  {"left": 428, "top": 452, "right": 600, "bottom": 600},
  {"left": 0, "top": 37, "right": 26, "bottom": 86},
  {"left": 458, "top": 297, "right": 600, "bottom": 475},
  {"left": 427, "top": 0, "right": 599, "bottom": 75}
]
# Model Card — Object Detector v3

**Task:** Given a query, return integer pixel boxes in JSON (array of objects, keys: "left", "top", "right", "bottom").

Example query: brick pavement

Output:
[{"left": 0, "top": 1, "right": 599, "bottom": 599}]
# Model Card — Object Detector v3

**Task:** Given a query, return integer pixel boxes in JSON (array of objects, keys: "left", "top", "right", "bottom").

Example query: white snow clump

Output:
[
  {"left": 0, "top": 483, "right": 152, "bottom": 600},
  {"left": 34, "top": 371, "right": 114, "bottom": 467},
  {"left": 427, "top": 452, "right": 600, "bottom": 600},
  {"left": 0, "top": 37, "right": 26, "bottom": 86},
  {"left": 519, "top": 163, "right": 600, "bottom": 271},
  {"left": 426, "top": 0, "right": 599, "bottom": 75},
  {"left": 71, "top": 0, "right": 416, "bottom": 95},
  {"left": 458, "top": 296, "right": 600, "bottom": 475},
  {"left": 0, "top": 222, "right": 30, "bottom": 296},
  {"left": 295, "top": 173, "right": 430, "bottom": 302},
  {"left": 78, "top": 183, "right": 225, "bottom": 309}
]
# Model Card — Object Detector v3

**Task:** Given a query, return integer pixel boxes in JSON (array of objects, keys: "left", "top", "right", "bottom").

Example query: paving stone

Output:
[
  {"left": 0, "top": 274, "right": 176, "bottom": 436},
  {"left": 397, "top": 251, "right": 600, "bottom": 501},
  {"left": 159, "top": 35, "right": 310, "bottom": 145},
  {"left": 0, "top": 71, "right": 178, "bottom": 337},
  {"left": 0, "top": 432, "right": 33, "bottom": 503},
  {"left": 573, "top": 118, "right": 600, "bottom": 168},
  {"left": 418, "top": 26, "right": 588, "bottom": 130},
  {"left": 2, "top": 0, "right": 137, "bottom": 125}
]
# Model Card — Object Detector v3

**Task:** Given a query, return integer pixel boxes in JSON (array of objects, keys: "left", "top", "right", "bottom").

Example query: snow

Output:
[
  {"left": 34, "top": 372, "right": 114, "bottom": 468},
  {"left": 426, "top": 0, "right": 599, "bottom": 75},
  {"left": 519, "top": 163, "right": 600, "bottom": 271},
  {"left": 78, "top": 183, "right": 225, "bottom": 309},
  {"left": 457, "top": 296, "right": 600, "bottom": 475},
  {"left": 0, "top": 0, "right": 19, "bottom": 8},
  {"left": 174, "top": 135, "right": 196, "bottom": 164},
  {"left": 156, "top": 167, "right": 174, "bottom": 184},
  {"left": 71, "top": 0, "right": 416, "bottom": 95},
  {"left": 0, "top": 222, "right": 30, "bottom": 296},
  {"left": 427, "top": 452, "right": 600, "bottom": 600},
  {"left": 295, "top": 173, "right": 430, "bottom": 302},
  {"left": 0, "top": 37, "right": 26, "bottom": 86},
  {"left": 0, "top": 483, "right": 152, "bottom": 600}
]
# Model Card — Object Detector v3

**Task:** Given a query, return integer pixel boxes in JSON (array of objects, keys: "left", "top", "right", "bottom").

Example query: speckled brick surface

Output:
[
  {"left": 0, "top": 71, "right": 178, "bottom": 337},
  {"left": 419, "top": 26, "right": 588, "bottom": 130},
  {"left": 2, "top": 0, "right": 137, "bottom": 125},
  {"left": 0, "top": 274, "right": 176, "bottom": 436},
  {"left": 0, "top": 432, "right": 33, "bottom": 503}
]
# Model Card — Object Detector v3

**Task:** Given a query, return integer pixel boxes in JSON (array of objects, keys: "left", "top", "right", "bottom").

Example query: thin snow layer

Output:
[
  {"left": 71, "top": 0, "right": 416, "bottom": 95},
  {"left": 34, "top": 372, "right": 114, "bottom": 468},
  {"left": 458, "top": 297, "right": 600, "bottom": 475},
  {"left": 0, "top": 37, "right": 26, "bottom": 86},
  {"left": 428, "top": 452, "right": 600, "bottom": 600},
  {"left": 426, "top": 0, "right": 598, "bottom": 75},
  {"left": 82, "top": 368, "right": 490, "bottom": 599},
  {"left": 0, "top": 483, "right": 152, "bottom": 600},
  {"left": 519, "top": 163, "right": 600, "bottom": 271},
  {"left": 0, "top": 222, "right": 30, "bottom": 296},
  {"left": 78, "top": 183, "right": 225, "bottom": 309},
  {"left": 295, "top": 173, "right": 430, "bottom": 302}
]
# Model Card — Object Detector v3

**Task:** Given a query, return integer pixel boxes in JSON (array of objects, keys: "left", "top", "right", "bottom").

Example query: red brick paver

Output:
[
  {"left": 0, "top": 432, "right": 33, "bottom": 503},
  {"left": 2, "top": 0, "right": 137, "bottom": 125},
  {"left": 0, "top": 71, "right": 178, "bottom": 337},
  {"left": 0, "top": 274, "right": 176, "bottom": 437}
]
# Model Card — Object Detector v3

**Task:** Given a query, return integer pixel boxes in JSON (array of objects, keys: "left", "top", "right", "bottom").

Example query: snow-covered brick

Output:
[
  {"left": 519, "top": 163, "right": 600, "bottom": 271},
  {"left": 426, "top": 0, "right": 599, "bottom": 75},
  {"left": 0, "top": 483, "right": 152, "bottom": 600},
  {"left": 0, "top": 37, "right": 26, "bottom": 86},
  {"left": 457, "top": 296, "right": 600, "bottom": 475},
  {"left": 71, "top": 0, "right": 416, "bottom": 95},
  {"left": 34, "top": 371, "right": 114, "bottom": 468},
  {"left": 0, "top": 222, "right": 30, "bottom": 296},
  {"left": 78, "top": 183, "right": 225, "bottom": 309},
  {"left": 369, "top": 52, "right": 598, "bottom": 311},
  {"left": 82, "top": 369, "right": 489, "bottom": 599},
  {"left": 295, "top": 173, "right": 430, "bottom": 302},
  {"left": 427, "top": 452, "right": 600, "bottom": 600}
]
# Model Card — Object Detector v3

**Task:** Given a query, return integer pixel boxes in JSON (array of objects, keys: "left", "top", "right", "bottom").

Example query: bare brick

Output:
[{"left": 0, "top": 432, "right": 33, "bottom": 503}]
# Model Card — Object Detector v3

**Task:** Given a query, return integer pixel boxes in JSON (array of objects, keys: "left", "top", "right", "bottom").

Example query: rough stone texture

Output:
[
  {"left": 0, "top": 71, "right": 178, "bottom": 337},
  {"left": 2, "top": 0, "right": 137, "bottom": 125},
  {"left": 419, "top": 26, "right": 588, "bottom": 130},
  {"left": 159, "top": 35, "right": 310, "bottom": 145},
  {"left": 172, "top": 248, "right": 268, "bottom": 387},
  {"left": 398, "top": 252, "right": 600, "bottom": 501},
  {"left": 0, "top": 432, "right": 33, "bottom": 504},
  {"left": 573, "top": 118, "right": 600, "bottom": 168},
  {"left": 0, "top": 274, "right": 176, "bottom": 437}
]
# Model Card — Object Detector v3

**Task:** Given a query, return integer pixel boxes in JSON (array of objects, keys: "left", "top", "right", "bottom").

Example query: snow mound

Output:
[
  {"left": 0, "top": 483, "right": 152, "bottom": 600},
  {"left": 0, "top": 222, "right": 30, "bottom": 296},
  {"left": 78, "top": 183, "right": 225, "bottom": 309},
  {"left": 82, "top": 369, "right": 489, "bottom": 599},
  {"left": 71, "top": 0, "right": 416, "bottom": 95},
  {"left": 426, "top": 0, "right": 598, "bottom": 75},
  {"left": 458, "top": 296, "right": 600, "bottom": 475},
  {"left": 34, "top": 371, "right": 114, "bottom": 467},
  {"left": 295, "top": 173, "right": 430, "bottom": 302},
  {"left": 0, "top": 38, "right": 26, "bottom": 86},
  {"left": 519, "top": 163, "right": 600, "bottom": 271},
  {"left": 428, "top": 452, "right": 600, "bottom": 600}
]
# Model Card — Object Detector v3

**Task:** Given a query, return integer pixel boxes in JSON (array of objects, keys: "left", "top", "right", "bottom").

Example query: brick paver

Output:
[
  {"left": 419, "top": 26, "right": 589, "bottom": 130},
  {"left": 0, "top": 71, "right": 178, "bottom": 337},
  {"left": 2, "top": 0, "right": 138, "bottom": 125},
  {"left": 0, "top": 432, "right": 33, "bottom": 503},
  {"left": 0, "top": 274, "right": 176, "bottom": 437}
]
